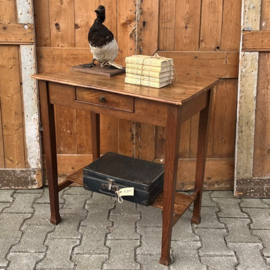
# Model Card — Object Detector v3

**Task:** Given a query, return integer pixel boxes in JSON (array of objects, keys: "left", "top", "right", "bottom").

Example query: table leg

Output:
[
  {"left": 90, "top": 112, "right": 100, "bottom": 161},
  {"left": 191, "top": 90, "right": 212, "bottom": 224},
  {"left": 39, "top": 81, "right": 61, "bottom": 225},
  {"left": 159, "top": 105, "right": 182, "bottom": 266}
]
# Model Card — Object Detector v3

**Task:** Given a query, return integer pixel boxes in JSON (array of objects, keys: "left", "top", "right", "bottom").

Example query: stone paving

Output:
[{"left": 0, "top": 188, "right": 270, "bottom": 270}]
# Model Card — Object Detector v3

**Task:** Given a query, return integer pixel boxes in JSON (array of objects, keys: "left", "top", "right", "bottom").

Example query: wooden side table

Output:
[{"left": 32, "top": 71, "right": 219, "bottom": 265}]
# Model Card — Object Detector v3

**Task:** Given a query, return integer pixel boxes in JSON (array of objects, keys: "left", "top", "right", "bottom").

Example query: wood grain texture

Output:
[
  {"left": 253, "top": 0, "right": 270, "bottom": 178},
  {"left": 208, "top": 80, "right": 237, "bottom": 158},
  {"left": 160, "top": 105, "right": 182, "bottom": 265},
  {"left": 221, "top": 0, "right": 242, "bottom": 50},
  {"left": 118, "top": 119, "right": 134, "bottom": 157},
  {"left": 200, "top": 0, "right": 223, "bottom": 50},
  {"left": 76, "top": 87, "right": 134, "bottom": 112},
  {"left": 76, "top": 110, "right": 92, "bottom": 154},
  {"left": 236, "top": 52, "right": 258, "bottom": 179},
  {"left": 100, "top": 115, "right": 118, "bottom": 154},
  {"left": 36, "top": 47, "right": 92, "bottom": 73},
  {"left": 158, "top": 51, "right": 239, "bottom": 78},
  {"left": 117, "top": 0, "right": 136, "bottom": 65},
  {"left": 261, "top": 0, "right": 270, "bottom": 30},
  {"left": 33, "top": 71, "right": 219, "bottom": 106},
  {"left": 174, "top": 0, "right": 201, "bottom": 51},
  {"left": 0, "top": 102, "right": 5, "bottom": 167},
  {"left": 55, "top": 105, "right": 77, "bottom": 154},
  {"left": 253, "top": 53, "right": 270, "bottom": 177},
  {"left": 0, "top": 46, "right": 26, "bottom": 168},
  {"left": 0, "top": 0, "right": 17, "bottom": 23},
  {"left": 138, "top": 0, "right": 159, "bottom": 55},
  {"left": 242, "top": 0, "right": 261, "bottom": 30},
  {"left": 49, "top": 0, "right": 75, "bottom": 47},
  {"left": 39, "top": 80, "right": 61, "bottom": 224},
  {"left": 159, "top": 0, "right": 176, "bottom": 50},
  {"left": 134, "top": 122, "right": 155, "bottom": 161},
  {"left": 33, "top": 0, "right": 51, "bottom": 47},
  {"left": 242, "top": 31, "right": 270, "bottom": 51},
  {"left": 0, "top": 23, "right": 34, "bottom": 44},
  {"left": 74, "top": 0, "right": 97, "bottom": 47}
]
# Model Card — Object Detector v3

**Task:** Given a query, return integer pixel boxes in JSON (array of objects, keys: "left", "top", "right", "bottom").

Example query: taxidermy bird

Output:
[{"left": 84, "top": 5, "right": 122, "bottom": 69}]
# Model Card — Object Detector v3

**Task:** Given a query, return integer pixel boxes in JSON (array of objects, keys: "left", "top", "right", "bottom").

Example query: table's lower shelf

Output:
[{"left": 60, "top": 168, "right": 198, "bottom": 226}]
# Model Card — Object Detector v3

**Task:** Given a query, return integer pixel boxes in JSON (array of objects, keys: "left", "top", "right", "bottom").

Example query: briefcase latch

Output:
[{"left": 101, "top": 178, "right": 119, "bottom": 192}]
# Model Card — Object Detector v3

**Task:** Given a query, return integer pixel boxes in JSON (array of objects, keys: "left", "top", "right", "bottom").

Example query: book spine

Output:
[
  {"left": 125, "top": 77, "right": 171, "bottom": 88},
  {"left": 126, "top": 73, "right": 173, "bottom": 82},
  {"left": 125, "top": 57, "right": 173, "bottom": 67},
  {"left": 126, "top": 68, "right": 173, "bottom": 78},
  {"left": 126, "top": 63, "right": 172, "bottom": 72}
]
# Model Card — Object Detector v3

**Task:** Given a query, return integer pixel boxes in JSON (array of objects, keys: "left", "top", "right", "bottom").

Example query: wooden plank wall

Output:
[
  {"left": 34, "top": 0, "right": 241, "bottom": 190},
  {"left": 0, "top": 2, "right": 27, "bottom": 169}
]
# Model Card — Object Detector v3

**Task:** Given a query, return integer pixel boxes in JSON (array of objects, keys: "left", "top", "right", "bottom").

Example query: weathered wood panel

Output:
[
  {"left": 158, "top": 51, "right": 239, "bottom": 78},
  {"left": 174, "top": 0, "right": 201, "bottom": 51},
  {"left": 49, "top": 0, "right": 75, "bottom": 47},
  {"left": 33, "top": 0, "right": 51, "bottom": 47},
  {"left": 0, "top": 46, "right": 26, "bottom": 168},
  {"left": 0, "top": 0, "right": 17, "bottom": 23},
  {"left": 221, "top": 0, "right": 242, "bottom": 50},
  {"left": 242, "top": 31, "right": 270, "bottom": 51},
  {"left": 0, "top": 23, "right": 34, "bottom": 44},
  {"left": 200, "top": 0, "right": 223, "bottom": 50},
  {"left": 253, "top": 53, "right": 270, "bottom": 177},
  {"left": 253, "top": 0, "right": 270, "bottom": 178},
  {"left": 159, "top": 0, "right": 176, "bottom": 50}
]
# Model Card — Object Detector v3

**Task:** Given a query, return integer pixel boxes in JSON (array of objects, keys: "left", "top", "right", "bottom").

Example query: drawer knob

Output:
[{"left": 99, "top": 96, "right": 106, "bottom": 103}]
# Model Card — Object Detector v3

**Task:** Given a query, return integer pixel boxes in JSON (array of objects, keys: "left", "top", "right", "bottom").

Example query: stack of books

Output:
[{"left": 124, "top": 55, "right": 174, "bottom": 88}]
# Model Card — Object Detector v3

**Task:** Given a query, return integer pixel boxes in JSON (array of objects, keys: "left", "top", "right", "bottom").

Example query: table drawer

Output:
[{"left": 76, "top": 87, "right": 134, "bottom": 112}]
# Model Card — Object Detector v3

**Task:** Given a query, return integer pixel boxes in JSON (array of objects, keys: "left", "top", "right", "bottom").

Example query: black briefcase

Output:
[{"left": 83, "top": 152, "right": 164, "bottom": 206}]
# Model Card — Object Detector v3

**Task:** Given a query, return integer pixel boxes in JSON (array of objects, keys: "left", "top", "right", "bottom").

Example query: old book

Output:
[
  {"left": 125, "top": 77, "right": 172, "bottom": 88},
  {"left": 125, "top": 55, "right": 173, "bottom": 67},
  {"left": 126, "top": 68, "right": 173, "bottom": 78},
  {"left": 126, "top": 73, "right": 173, "bottom": 82},
  {"left": 126, "top": 63, "right": 173, "bottom": 73}
]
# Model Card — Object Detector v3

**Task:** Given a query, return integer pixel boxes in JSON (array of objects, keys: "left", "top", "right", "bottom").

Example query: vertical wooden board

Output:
[
  {"left": 200, "top": 0, "right": 223, "bottom": 50},
  {"left": 76, "top": 110, "right": 92, "bottom": 154},
  {"left": 189, "top": 113, "right": 200, "bottom": 158},
  {"left": 221, "top": 0, "right": 242, "bottom": 50},
  {"left": 55, "top": 105, "right": 77, "bottom": 154},
  {"left": 242, "top": 0, "right": 261, "bottom": 30},
  {"left": 33, "top": 0, "right": 51, "bottom": 47},
  {"left": 236, "top": 52, "right": 258, "bottom": 179},
  {"left": 49, "top": 0, "right": 75, "bottom": 47},
  {"left": 155, "top": 126, "right": 166, "bottom": 161},
  {"left": 179, "top": 120, "right": 191, "bottom": 158},
  {"left": 0, "top": 0, "right": 17, "bottom": 23},
  {"left": 159, "top": 0, "right": 176, "bottom": 50},
  {"left": 174, "top": 0, "right": 201, "bottom": 51},
  {"left": 253, "top": 53, "right": 270, "bottom": 177},
  {"left": 74, "top": 0, "right": 98, "bottom": 47},
  {"left": 210, "top": 80, "right": 237, "bottom": 157},
  {"left": 118, "top": 119, "right": 134, "bottom": 157},
  {"left": 117, "top": 0, "right": 136, "bottom": 65},
  {"left": 0, "top": 46, "right": 26, "bottom": 168},
  {"left": 0, "top": 102, "right": 5, "bottom": 167},
  {"left": 134, "top": 122, "right": 155, "bottom": 161},
  {"left": 137, "top": 0, "right": 159, "bottom": 55},
  {"left": 100, "top": 115, "right": 118, "bottom": 154},
  {"left": 261, "top": 0, "right": 270, "bottom": 30}
]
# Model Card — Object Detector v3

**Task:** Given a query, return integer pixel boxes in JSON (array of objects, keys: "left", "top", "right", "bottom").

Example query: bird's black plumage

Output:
[
  {"left": 88, "top": 6, "right": 114, "bottom": 47},
  {"left": 85, "top": 5, "right": 119, "bottom": 68}
]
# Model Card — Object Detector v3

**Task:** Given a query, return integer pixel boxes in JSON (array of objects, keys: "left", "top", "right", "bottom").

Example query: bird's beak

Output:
[{"left": 95, "top": 8, "right": 102, "bottom": 15}]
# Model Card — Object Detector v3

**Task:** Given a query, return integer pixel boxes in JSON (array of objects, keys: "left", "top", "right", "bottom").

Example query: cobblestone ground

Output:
[{"left": 0, "top": 188, "right": 270, "bottom": 270}]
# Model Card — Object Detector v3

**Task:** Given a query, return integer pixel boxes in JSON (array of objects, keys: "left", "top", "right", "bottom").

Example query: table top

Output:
[{"left": 32, "top": 71, "right": 219, "bottom": 105}]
